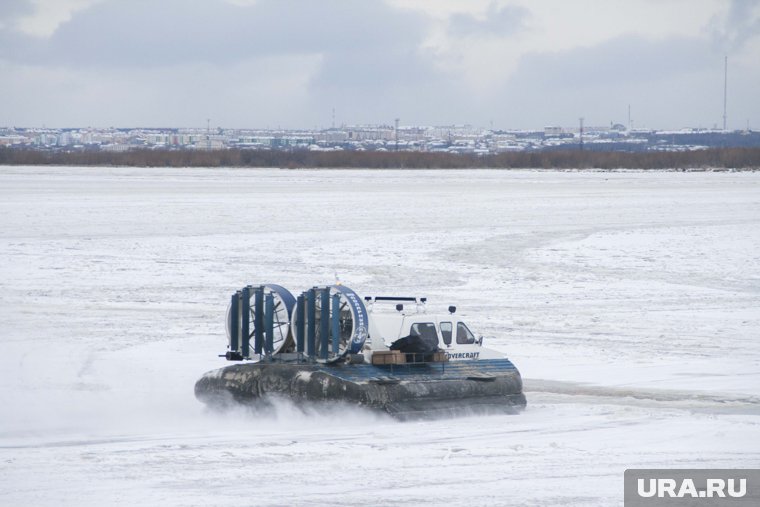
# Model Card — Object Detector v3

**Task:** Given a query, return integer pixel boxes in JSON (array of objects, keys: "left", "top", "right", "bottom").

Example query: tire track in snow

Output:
[{"left": 524, "top": 378, "right": 760, "bottom": 414}]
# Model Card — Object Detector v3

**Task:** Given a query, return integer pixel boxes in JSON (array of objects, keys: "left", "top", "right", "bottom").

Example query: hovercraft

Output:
[{"left": 194, "top": 284, "right": 526, "bottom": 419}]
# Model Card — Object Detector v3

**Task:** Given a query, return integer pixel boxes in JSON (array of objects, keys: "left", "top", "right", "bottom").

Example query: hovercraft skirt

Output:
[{"left": 195, "top": 358, "right": 526, "bottom": 418}]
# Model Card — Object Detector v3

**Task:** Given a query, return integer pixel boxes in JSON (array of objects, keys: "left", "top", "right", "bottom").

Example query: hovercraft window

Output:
[
  {"left": 440, "top": 322, "right": 452, "bottom": 345},
  {"left": 410, "top": 322, "right": 439, "bottom": 345},
  {"left": 456, "top": 322, "right": 475, "bottom": 344}
]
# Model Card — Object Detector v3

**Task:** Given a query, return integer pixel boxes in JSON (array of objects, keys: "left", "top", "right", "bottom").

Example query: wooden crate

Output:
[
  {"left": 371, "top": 350, "right": 407, "bottom": 365},
  {"left": 431, "top": 351, "right": 449, "bottom": 362}
]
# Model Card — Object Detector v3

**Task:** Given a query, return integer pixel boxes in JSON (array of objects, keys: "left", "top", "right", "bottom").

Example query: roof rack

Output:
[{"left": 364, "top": 296, "right": 427, "bottom": 304}]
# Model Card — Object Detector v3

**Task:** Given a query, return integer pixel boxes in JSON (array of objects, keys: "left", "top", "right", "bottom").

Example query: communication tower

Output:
[
  {"left": 723, "top": 56, "right": 728, "bottom": 131},
  {"left": 395, "top": 118, "right": 400, "bottom": 151}
]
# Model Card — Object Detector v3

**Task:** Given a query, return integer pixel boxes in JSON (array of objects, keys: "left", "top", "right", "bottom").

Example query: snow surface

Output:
[{"left": 1, "top": 166, "right": 759, "bottom": 506}]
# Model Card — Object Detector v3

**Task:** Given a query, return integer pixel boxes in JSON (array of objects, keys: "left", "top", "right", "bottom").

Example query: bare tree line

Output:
[{"left": 1, "top": 147, "right": 758, "bottom": 169}]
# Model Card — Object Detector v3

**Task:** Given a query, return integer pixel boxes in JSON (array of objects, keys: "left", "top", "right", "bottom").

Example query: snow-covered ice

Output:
[{"left": 1, "top": 167, "right": 758, "bottom": 506}]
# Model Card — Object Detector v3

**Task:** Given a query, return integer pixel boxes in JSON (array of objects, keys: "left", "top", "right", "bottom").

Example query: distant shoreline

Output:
[{"left": 1, "top": 147, "right": 759, "bottom": 170}]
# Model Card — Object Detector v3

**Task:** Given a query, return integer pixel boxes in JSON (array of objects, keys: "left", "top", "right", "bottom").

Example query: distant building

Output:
[{"left": 100, "top": 143, "right": 130, "bottom": 152}]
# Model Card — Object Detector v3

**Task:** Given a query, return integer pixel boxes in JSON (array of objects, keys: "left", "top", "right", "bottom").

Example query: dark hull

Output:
[{"left": 195, "top": 358, "right": 526, "bottom": 419}]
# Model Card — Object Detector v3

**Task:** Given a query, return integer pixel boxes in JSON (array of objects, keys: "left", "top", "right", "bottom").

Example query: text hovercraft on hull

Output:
[{"left": 194, "top": 283, "right": 526, "bottom": 419}]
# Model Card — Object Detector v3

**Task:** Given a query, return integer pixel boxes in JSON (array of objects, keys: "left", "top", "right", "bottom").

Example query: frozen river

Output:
[{"left": 1, "top": 166, "right": 759, "bottom": 506}]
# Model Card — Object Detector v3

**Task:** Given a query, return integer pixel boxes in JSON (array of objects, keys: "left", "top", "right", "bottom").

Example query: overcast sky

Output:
[{"left": 1, "top": 0, "right": 758, "bottom": 130}]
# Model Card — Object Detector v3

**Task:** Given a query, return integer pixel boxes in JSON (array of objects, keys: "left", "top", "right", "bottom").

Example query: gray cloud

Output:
[
  {"left": 0, "top": 0, "right": 429, "bottom": 68},
  {"left": 0, "top": 1, "right": 757, "bottom": 129},
  {"left": 514, "top": 35, "right": 717, "bottom": 88},
  {"left": 710, "top": 0, "right": 760, "bottom": 51},
  {"left": 0, "top": 0, "right": 32, "bottom": 22},
  {"left": 0, "top": 0, "right": 460, "bottom": 127},
  {"left": 0, "top": 0, "right": 450, "bottom": 117},
  {"left": 449, "top": 2, "right": 528, "bottom": 38}
]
